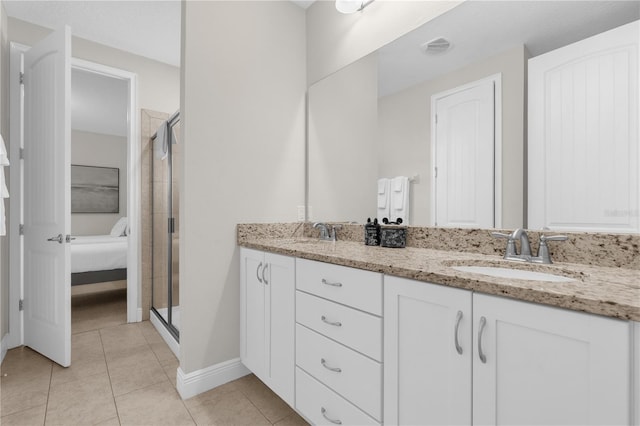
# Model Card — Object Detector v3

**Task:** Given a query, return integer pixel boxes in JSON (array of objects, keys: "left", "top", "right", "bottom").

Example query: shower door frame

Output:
[{"left": 151, "top": 111, "right": 180, "bottom": 341}]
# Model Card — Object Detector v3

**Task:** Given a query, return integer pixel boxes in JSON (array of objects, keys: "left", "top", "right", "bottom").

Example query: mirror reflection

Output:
[{"left": 307, "top": 1, "right": 639, "bottom": 229}]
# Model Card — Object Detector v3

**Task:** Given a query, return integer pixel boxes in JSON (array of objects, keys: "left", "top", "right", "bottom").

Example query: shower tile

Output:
[{"left": 115, "top": 381, "right": 194, "bottom": 426}]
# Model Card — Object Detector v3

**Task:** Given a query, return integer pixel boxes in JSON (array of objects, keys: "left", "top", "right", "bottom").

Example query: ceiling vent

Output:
[{"left": 421, "top": 37, "right": 452, "bottom": 54}]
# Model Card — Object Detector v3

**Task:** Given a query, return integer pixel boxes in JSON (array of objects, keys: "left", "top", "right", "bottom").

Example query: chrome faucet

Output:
[
  {"left": 492, "top": 228, "right": 567, "bottom": 264},
  {"left": 313, "top": 222, "right": 342, "bottom": 241}
]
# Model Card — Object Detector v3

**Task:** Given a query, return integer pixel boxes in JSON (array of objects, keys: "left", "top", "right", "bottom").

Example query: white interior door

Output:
[
  {"left": 528, "top": 20, "right": 639, "bottom": 233},
  {"left": 433, "top": 79, "right": 495, "bottom": 228},
  {"left": 23, "top": 26, "right": 72, "bottom": 367}
]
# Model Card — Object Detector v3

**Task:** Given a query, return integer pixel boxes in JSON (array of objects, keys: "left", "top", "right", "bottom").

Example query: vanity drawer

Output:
[
  {"left": 296, "top": 258, "right": 382, "bottom": 315},
  {"left": 296, "top": 367, "right": 380, "bottom": 426},
  {"left": 296, "top": 324, "right": 382, "bottom": 420},
  {"left": 296, "top": 291, "right": 382, "bottom": 361}
]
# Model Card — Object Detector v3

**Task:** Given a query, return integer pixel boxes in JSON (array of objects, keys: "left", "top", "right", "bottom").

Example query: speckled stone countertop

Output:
[{"left": 237, "top": 223, "right": 640, "bottom": 321}]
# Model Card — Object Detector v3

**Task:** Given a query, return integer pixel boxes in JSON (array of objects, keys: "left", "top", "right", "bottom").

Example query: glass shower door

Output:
[{"left": 151, "top": 114, "right": 180, "bottom": 340}]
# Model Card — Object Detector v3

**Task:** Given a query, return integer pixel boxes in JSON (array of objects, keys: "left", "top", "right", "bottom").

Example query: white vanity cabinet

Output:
[
  {"left": 384, "top": 276, "right": 473, "bottom": 425},
  {"left": 295, "top": 258, "right": 383, "bottom": 425},
  {"left": 239, "top": 248, "right": 295, "bottom": 407},
  {"left": 473, "top": 293, "right": 630, "bottom": 426},
  {"left": 385, "top": 276, "right": 631, "bottom": 426}
]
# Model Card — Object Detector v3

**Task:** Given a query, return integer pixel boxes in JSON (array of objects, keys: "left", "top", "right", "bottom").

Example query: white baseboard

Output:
[
  {"left": 137, "top": 307, "right": 143, "bottom": 322},
  {"left": 176, "top": 358, "right": 251, "bottom": 400},
  {"left": 1, "top": 333, "right": 9, "bottom": 365},
  {"left": 149, "top": 310, "right": 179, "bottom": 358}
]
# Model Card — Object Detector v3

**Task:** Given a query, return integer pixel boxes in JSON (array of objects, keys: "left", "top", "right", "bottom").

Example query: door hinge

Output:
[
  {"left": 19, "top": 148, "right": 24, "bottom": 160},
  {"left": 19, "top": 299, "right": 24, "bottom": 311},
  {"left": 19, "top": 72, "right": 24, "bottom": 85},
  {"left": 19, "top": 224, "right": 24, "bottom": 235}
]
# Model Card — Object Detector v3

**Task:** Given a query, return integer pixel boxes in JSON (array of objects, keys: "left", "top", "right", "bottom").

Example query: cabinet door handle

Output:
[
  {"left": 321, "top": 315, "right": 342, "bottom": 327},
  {"left": 321, "top": 358, "right": 342, "bottom": 373},
  {"left": 256, "top": 262, "right": 263, "bottom": 283},
  {"left": 321, "top": 278, "right": 342, "bottom": 287},
  {"left": 321, "top": 407, "right": 342, "bottom": 425},
  {"left": 262, "top": 263, "right": 269, "bottom": 285},
  {"left": 478, "top": 316, "right": 487, "bottom": 363},
  {"left": 454, "top": 310, "right": 463, "bottom": 355}
]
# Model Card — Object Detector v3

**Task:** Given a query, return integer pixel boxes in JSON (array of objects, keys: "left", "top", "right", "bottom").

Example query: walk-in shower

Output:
[{"left": 151, "top": 111, "right": 180, "bottom": 341}]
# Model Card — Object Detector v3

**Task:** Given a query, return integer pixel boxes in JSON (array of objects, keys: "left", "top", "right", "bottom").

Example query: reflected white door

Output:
[
  {"left": 23, "top": 26, "right": 72, "bottom": 367},
  {"left": 433, "top": 79, "right": 495, "bottom": 228}
]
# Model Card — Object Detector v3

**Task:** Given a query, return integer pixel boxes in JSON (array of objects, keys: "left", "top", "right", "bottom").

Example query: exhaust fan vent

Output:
[{"left": 421, "top": 37, "right": 452, "bottom": 54}]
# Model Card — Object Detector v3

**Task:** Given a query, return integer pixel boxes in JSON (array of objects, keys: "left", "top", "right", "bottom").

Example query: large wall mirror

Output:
[{"left": 307, "top": 1, "right": 639, "bottom": 230}]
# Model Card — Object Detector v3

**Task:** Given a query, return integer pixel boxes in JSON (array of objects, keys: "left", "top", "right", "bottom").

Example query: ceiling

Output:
[
  {"left": 4, "top": 0, "right": 181, "bottom": 67},
  {"left": 377, "top": 0, "right": 640, "bottom": 97}
]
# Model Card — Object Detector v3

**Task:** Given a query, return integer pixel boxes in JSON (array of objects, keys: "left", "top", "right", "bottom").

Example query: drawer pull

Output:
[
  {"left": 321, "top": 358, "right": 342, "bottom": 373},
  {"left": 321, "top": 278, "right": 342, "bottom": 287},
  {"left": 478, "top": 316, "right": 487, "bottom": 363},
  {"left": 321, "top": 407, "right": 342, "bottom": 425},
  {"left": 321, "top": 315, "right": 342, "bottom": 327},
  {"left": 454, "top": 310, "right": 463, "bottom": 355},
  {"left": 256, "top": 262, "right": 263, "bottom": 284}
]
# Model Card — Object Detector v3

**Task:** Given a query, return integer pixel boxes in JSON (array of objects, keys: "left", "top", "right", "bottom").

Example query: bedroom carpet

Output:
[{"left": 0, "top": 290, "right": 306, "bottom": 425}]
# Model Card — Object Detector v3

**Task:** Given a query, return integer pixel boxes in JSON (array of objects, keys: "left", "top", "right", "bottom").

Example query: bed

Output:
[{"left": 71, "top": 218, "right": 129, "bottom": 286}]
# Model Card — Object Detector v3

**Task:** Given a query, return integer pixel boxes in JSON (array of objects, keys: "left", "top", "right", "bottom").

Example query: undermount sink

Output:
[{"left": 451, "top": 266, "right": 576, "bottom": 282}]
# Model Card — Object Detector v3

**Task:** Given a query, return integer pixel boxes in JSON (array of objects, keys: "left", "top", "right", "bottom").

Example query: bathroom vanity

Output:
[{"left": 238, "top": 223, "right": 639, "bottom": 426}]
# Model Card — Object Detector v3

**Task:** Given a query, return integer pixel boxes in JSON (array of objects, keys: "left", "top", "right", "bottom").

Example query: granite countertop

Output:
[{"left": 239, "top": 237, "right": 640, "bottom": 322}]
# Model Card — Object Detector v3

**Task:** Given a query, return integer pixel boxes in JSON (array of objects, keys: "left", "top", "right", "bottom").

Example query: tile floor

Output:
[{"left": 1, "top": 289, "right": 307, "bottom": 425}]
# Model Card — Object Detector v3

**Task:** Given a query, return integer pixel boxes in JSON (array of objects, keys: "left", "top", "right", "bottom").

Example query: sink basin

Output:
[{"left": 451, "top": 266, "right": 576, "bottom": 282}]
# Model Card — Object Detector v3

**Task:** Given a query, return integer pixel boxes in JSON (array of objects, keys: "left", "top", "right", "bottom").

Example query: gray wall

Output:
[
  {"left": 180, "top": 0, "right": 306, "bottom": 374},
  {"left": 378, "top": 45, "right": 529, "bottom": 228},
  {"left": 71, "top": 130, "right": 128, "bottom": 236}
]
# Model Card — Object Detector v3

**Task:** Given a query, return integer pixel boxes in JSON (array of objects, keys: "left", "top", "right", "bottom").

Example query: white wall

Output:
[
  {"left": 71, "top": 130, "right": 127, "bottom": 236},
  {"left": 8, "top": 17, "right": 179, "bottom": 114},
  {"left": 180, "top": 1, "right": 305, "bottom": 374},
  {"left": 306, "top": 0, "right": 462, "bottom": 84},
  {"left": 378, "top": 46, "right": 528, "bottom": 228},
  {"left": 308, "top": 53, "right": 378, "bottom": 222}
]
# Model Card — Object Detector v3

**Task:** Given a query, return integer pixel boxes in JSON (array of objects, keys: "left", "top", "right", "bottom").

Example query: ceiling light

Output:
[{"left": 335, "top": 0, "right": 374, "bottom": 14}]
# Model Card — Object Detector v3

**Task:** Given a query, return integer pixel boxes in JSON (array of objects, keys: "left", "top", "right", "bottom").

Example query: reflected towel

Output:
[
  {"left": 377, "top": 178, "right": 390, "bottom": 222},
  {"left": 391, "top": 176, "right": 410, "bottom": 223},
  {"left": 154, "top": 120, "right": 169, "bottom": 160}
]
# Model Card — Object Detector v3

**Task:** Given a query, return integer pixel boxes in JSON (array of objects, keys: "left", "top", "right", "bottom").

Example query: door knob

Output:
[{"left": 47, "top": 234, "right": 64, "bottom": 244}]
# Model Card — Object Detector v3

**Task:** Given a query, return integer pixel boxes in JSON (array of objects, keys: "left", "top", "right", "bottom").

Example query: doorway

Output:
[
  {"left": 7, "top": 42, "right": 140, "bottom": 359},
  {"left": 431, "top": 74, "right": 502, "bottom": 228}
]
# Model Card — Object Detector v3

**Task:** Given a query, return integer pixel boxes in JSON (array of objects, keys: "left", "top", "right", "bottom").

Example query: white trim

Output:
[
  {"left": 150, "top": 309, "right": 179, "bottom": 358},
  {"left": 632, "top": 321, "right": 639, "bottom": 426},
  {"left": 8, "top": 45, "right": 142, "bottom": 350},
  {"left": 1, "top": 333, "right": 9, "bottom": 364},
  {"left": 71, "top": 58, "right": 141, "bottom": 324},
  {"left": 430, "top": 73, "right": 503, "bottom": 228},
  {"left": 8, "top": 42, "right": 27, "bottom": 349},
  {"left": 176, "top": 358, "right": 251, "bottom": 400}
]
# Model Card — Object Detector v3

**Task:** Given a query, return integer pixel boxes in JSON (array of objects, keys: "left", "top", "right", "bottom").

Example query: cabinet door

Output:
[
  {"left": 473, "top": 293, "right": 631, "bottom": 425},
  {"left": 239, "top": 248, "right": 266, "bottom": 379},
  {"left": 384, "top": 276, "right": 472, "bottom": 425},
  {"left": 265, "top": 252, "right": 295, "bottom": 407}
]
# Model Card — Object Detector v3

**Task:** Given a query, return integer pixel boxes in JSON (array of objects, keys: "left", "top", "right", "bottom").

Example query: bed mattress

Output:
[{"left": 71, "top": 235, "right": 128, "bottom": 273}]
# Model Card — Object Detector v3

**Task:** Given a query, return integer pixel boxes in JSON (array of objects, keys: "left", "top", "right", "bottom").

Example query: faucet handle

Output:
[
  {"left": 491, "top": 232, "right": 512, "bottom": 240},
  {"left": 491, "top": 232, "right": 517, "bottom": 258},
  {"left": 540, "top": 235, "right": 568, "bottom": 242},
  {"left": 536, "top": 234, "right": 568, "bottom": 264}
]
